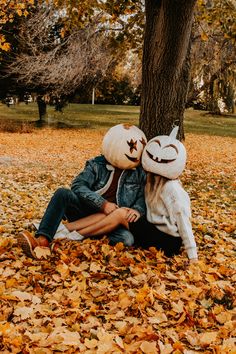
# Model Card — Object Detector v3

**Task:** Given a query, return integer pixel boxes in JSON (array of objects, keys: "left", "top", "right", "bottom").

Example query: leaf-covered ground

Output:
[{"left": 0, "top": 129, "right": 235, "bottom": 354}]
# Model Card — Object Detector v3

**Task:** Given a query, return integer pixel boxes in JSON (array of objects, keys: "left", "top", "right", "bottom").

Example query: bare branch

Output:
[{"left": 7, "top": 7, "right": 115, "bottom": 96}]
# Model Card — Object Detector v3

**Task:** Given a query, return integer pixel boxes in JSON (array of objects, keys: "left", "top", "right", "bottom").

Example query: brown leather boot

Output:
[{"left": 17, "top": 230, "right": 40, "bottom": 258}]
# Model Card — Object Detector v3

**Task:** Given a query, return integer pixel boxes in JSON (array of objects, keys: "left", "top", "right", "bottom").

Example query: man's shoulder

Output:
[{"left": 88, "top": 155, "right": 107, "bottom": 165}]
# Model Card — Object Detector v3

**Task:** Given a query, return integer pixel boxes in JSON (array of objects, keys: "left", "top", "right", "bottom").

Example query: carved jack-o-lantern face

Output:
[
  {"left": 102, "top": 124, "right": 147, "bottom": 169},
  {"left": 142, "top": 127, "right": 186, "bottom": 179}
]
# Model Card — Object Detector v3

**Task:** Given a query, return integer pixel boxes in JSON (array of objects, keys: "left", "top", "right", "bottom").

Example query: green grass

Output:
[
  {"left": 0, "top": 102, "right": 235, "bottom": 137},
  {"left": 184, "top": 109, "right": 236, "bottom": 137}
]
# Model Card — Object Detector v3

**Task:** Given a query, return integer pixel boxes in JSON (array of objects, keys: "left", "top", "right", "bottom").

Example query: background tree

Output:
[
  {"left": 0, "top": 0, "right": 36, "bottom": 99},
  {"left": 188, "top": 0, "right": 236, "bottom": 114},
  {"left": 6, "top": 5, "right": 115, "bottom": 122},
  {"left": 2, "top": 0, "right": 235, "bottom": 135},
  {"left": 74, "top": 51, "right": 142, "bottom": 105},
  {"left": 139, "top": 0, "right": 197, "bottom": 140},
  {"left": 0, "top": 0, "right": 34, "bottom": 51}
]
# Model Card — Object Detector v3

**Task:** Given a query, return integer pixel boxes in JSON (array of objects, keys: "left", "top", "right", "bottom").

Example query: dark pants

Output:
[
  {"left": 35, "top": 188, "right": 83, "bottom": 241},
  {"left": 130, "top": 217, "right": 182, "bottom": 257},
  {"left": 36, "top": 187, "right": 134, "bottom": 246}
]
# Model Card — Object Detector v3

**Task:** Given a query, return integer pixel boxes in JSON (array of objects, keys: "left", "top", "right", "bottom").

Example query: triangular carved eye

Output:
[
  {"left": 127, "top": 139, "right": 137, "bottom": 153},
  {"left": 140, "top": 137, "right": 146, "bottom": 146}
]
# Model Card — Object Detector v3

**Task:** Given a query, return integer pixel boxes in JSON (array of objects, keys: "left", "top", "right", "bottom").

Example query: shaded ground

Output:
[{"left": 0, "top": 129, "right": 235, "bottom": 353}]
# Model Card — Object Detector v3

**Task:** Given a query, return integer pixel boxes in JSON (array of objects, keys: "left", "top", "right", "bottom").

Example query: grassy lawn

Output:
[{"left": 0, "top": 102, "right": 235, "bottom": 137}]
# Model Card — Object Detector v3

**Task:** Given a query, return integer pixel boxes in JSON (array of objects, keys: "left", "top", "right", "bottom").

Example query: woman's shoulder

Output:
[{"left": 162, "top": 179, "right": 188, "bottom": 198}]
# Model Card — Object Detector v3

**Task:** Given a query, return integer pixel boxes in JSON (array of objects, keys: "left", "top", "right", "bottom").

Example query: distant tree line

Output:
[{"left": 0, "top": 0, "right": 235, "bottom": 138}]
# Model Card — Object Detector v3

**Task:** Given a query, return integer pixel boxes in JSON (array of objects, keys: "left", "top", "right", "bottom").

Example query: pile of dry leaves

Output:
[{"left": 0, "top": 128, "right": 235, "bottom": 353}]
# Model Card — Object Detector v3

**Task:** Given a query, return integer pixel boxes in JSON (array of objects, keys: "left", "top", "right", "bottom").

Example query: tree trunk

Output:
[
  {"left": 37, "top": 96, "right": 47, "bottom": 125},
  {"left": 140, "top": 0, "right": 196, "bottom": 140}
]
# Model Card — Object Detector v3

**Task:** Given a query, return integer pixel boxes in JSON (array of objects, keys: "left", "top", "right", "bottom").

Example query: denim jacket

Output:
[{"left": 71, "top": 155, "right": 146, "bottom": 216}]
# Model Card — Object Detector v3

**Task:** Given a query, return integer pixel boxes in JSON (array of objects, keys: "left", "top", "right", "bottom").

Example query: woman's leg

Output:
[
  {"left": 130, "top": 217, "right": 182, "bottom": 256},
  {"left": 66, "top": 213, "right": 107, "bottom": 232},
  {"left": 78, "top": 208, "right": 129, "bottom": 237}
]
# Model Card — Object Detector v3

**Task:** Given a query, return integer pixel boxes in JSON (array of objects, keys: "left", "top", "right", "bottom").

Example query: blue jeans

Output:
[{"left": 36, "top": 187, "right": 134, "bottom": 246}]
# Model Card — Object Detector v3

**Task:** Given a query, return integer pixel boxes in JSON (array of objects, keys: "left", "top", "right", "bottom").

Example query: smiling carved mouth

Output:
[
  {"left": 146, "top": 150, "right": 176, "bottom": 163},
  {"left": 125, "top": 154, "right": 139, "bottom": 162}
]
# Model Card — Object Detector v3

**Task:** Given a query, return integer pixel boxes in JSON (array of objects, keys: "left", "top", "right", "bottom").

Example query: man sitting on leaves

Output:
[{"left": 17, "top": 124, "right": 147, "bottom": 258}]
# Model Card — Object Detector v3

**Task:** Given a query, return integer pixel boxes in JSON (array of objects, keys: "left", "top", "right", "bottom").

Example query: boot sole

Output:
[{"left": 16, "top": 232, "right": 36, "bottom": 258}]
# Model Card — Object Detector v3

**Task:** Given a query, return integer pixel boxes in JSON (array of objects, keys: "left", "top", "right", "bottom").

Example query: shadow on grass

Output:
[{"left": 0, "top": 104, "right": 235, "bottom": 137}]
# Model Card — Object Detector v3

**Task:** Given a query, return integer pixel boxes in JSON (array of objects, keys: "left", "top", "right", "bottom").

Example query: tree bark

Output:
[{"left": 140, "top": 0, "right": 196, "bottom": 140}]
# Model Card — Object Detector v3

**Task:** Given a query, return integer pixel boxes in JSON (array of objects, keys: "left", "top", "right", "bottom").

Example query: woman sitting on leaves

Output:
[{"left": 130, "top": 127, "right": 198, "bottom": 263}]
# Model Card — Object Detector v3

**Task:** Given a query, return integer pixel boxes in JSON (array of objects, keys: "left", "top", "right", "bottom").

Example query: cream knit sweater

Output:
[{"left": 145, "top": 174, "right": 198, "bottom": 260}]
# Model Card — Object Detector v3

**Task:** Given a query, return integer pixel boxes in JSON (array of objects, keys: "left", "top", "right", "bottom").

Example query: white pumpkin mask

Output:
[
  {"left": 102, "top": 124, "right": 147, "bottom": 169},
  {"left": 142, "top": 127, "right": 186, "bottom": 179}
]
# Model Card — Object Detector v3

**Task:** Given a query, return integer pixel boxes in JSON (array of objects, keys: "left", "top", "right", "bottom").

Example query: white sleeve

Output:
[{"left": 175, "top": 207, "right": 198, "bottom": 260}]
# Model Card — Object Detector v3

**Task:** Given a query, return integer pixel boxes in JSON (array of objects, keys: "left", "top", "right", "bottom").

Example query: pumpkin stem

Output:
[{"left": 169, "top": 126, "right": 179, "bottom": 139}]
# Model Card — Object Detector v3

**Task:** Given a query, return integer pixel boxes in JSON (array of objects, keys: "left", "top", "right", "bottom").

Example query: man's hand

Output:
[
  {"left": 126, "top": 208, "right": 141, "bottom": 223},
  {"left": 101, "top": 201, "right": 118, "bottom": 215}
]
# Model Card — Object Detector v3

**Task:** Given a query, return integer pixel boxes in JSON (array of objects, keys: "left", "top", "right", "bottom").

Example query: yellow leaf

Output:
[
  {"left": 10, "top": 336, "right": 23, "bottom": 347},
  {"left": 136, "top": 283, "right": 150, "bottom": 303},
  {"left": 11, "top": 291, "right": 31, "bottom": 301},
  {"left": 60, "top": 28, "right": 65, "bottom": 38},
  {"left": 5, "top": 278, "right": 18, "bottom": 289},
  {"left": 34, "top": 246, "right": 51, "bottom": 259},
  {"left": 113, "top": 321, "right": 128, "bottom": 335},
  {"left": 0, "top": 225, "right": 6, "bottom": 233},
  {"left": 90, "top": 261, "right": 102, "bottom": 273},
  {"left": 0, "top": 42, "right": 11, "bottom": 51},
  {"left": 0, "top": 322, "right": 11, "bottom": 335},
  {"left": 216, "top": 311, "right": 232, "bottom": 324},
  {"left": 140, "top": 341, "right": 158, "bottom": 354},
  {"left": 171, "top": 300, "right": 184, "bottom": 313},
  {"left": 14, "top": 306, "right": 34, "bottom": 320},
  {"left": 0, "top": 294, "right": 18, "bottom": 301},
  {"left": 84, "top": 338, "right": 98, "bottom": 349},
  {"left": 115, "top": 336, "right": 124, "bottom": 349},
  {"left": 158, "top": 340, "right": 173, "bottom": 354},
  {"left": 224, "top": 33, "right": 231, "bottom": 39},
  {"left": 60, "top": 331, "right": 82, "bottom": 346},
  {"left": 16, "top": 9, "right": 22, "bottom": 16},
  {"left": 24, "top": 211, "right": 34, "bottom": 219},
  {"left": 148, "top": 314, "right": 168, "bottom": 324},
  {"left": 199, "top": 331, "right": 218, "bottom": 345},
  {"left": 201, "top": 31, "right": 208, "bottom": 41},
  {"left": 56, "top": 262, "right": 69, "bottom": 278},
  {"left": 114, "top": 242, "right": 124, "bottom": 251},
  {"left": 173, "top": 341, "right": 184, "bottom": 350},
  {"left": 118, "top": 291, "right": 131, "bottom": 308}
]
